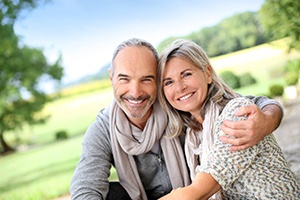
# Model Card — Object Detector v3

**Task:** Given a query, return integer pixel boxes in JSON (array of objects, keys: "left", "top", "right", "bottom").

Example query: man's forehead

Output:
[
  {"left": 113, "top": 46, "right": 157, "bottom": 75},
  {"left": 114, "top": 65, "right": 156, "bottom": 78}
]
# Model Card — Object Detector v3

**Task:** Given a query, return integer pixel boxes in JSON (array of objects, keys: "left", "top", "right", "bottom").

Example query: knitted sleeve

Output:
[{"left": 196, "top": 97, "right": 259, "bottom": 189}]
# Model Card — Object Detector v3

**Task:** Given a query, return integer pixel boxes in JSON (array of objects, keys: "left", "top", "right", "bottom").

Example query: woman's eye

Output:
[
  {"left": 164, "top": 80, "right": 172, "bottom": 86},
  {"left": 183, "top": 72, "right": 192, "bottom": 78}
]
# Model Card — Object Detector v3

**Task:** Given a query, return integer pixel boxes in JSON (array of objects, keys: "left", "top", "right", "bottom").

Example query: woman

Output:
[{"left": 158, "top": 39, "right": 300, "bottom": 199}]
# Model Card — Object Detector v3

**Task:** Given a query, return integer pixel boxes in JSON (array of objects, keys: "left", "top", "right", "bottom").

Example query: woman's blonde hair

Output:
[{"left": 158, "top": 39, "right": 237, "bottom": 138}]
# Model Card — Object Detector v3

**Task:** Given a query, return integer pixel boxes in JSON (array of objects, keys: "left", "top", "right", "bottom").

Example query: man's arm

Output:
[
  {"left": 70, "top": 117, "right": 112, "bottom": 200},
  {"left": 220, "top": 96, "right": 283, "bottom": 151}
]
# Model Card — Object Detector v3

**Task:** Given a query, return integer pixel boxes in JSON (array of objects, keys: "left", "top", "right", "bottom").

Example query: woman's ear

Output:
[{"left": 205, "top": 65, "right": 213, "bottom": 84}]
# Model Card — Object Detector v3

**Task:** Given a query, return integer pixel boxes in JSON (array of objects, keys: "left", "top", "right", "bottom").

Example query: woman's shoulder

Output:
[
  {"left": 226, "top": 97, "right": 253, "bottom": 108},
  {"left": 220, "top": 97, "right": 253, "bottom": 121}
]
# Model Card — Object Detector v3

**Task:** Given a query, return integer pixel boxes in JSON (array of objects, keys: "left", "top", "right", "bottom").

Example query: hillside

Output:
[{"left": 62, "top": 38, "right": 300, "bottom": 97}]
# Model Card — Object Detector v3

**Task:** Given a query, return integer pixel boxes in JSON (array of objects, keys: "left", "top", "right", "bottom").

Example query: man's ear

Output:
[{"left": 108, "top": 68, "right": 113, "bottom": 81}]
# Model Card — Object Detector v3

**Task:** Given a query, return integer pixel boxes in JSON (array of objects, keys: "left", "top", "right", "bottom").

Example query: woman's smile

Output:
[
  {"left": 163, "top": 57, "right": 212, "bottom": 116},
  {"left": 177, "top": 92, "right": 195, "bottom": 101}
]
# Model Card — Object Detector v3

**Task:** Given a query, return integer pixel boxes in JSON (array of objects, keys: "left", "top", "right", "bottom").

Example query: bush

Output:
[
  {"left": 219, "top": 70, "right": 241, "bottom": 89},
  {"left": 284, "top": 59, "right": 300, "bottom": 72},
  {"left": 269, "top": 84, "right": 284, "bottom": 97},
  {"left": 285, "top": 71, "right": 299, "bottom": 86},
  {"left": 55, "top": 130, "right": 68, "bottom": 140},
  {"left": 239, "top": 73, "right": 257, "bottom": 87}
]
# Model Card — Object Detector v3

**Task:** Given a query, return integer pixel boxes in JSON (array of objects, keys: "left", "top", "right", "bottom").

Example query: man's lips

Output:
[
  {"left": 123, "top": 97, "right": 148, "bottom": 106},
  {"left": 127, "top": 99, "right": 144, "bottom": 104}
]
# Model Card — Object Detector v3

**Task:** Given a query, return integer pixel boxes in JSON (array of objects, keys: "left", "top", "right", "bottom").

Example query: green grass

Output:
[
  {"left": 0, "top": 136, "right": 83, "bottom": 200},
  {"left": 5, "top": 88, "right": 114, "bottom": 146},
  {"left": 1, "top": 88, "right": 115, "bottom": 200},
  {"left": 0, "top": 135, "right": 118, "bottom": 200},
  {"left": 211, "top": 39, "right": 300, "bottom": 96},
  {"left": 0, "top": 39, "right": 299, "bottom": 200}
]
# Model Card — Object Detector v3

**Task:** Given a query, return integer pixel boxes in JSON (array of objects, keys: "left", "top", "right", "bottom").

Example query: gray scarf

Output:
[{"left": 110, "top": 100, "right": 190, "bottom": 200}]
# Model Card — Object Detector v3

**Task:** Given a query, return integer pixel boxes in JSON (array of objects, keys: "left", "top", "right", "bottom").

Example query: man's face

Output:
[{"left": 110, "top": 46, "right": 157, "bottom": 122}]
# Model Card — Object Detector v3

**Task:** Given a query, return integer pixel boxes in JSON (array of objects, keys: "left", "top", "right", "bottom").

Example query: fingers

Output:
[
  {"left": 235, "top": 104, "right": 258, "bottom": 116},
  {"left": 219, "top": 104, "right": 263, "bottom": 151},
  {"left": 223, "top": 118, "right": 256, "bottom": 133},
  {"left": 220, "top": 122, "right": 256, "bottom": 151},
  {"left": 221, "top": 121, "right": 252, "bottom": 137},
  {"left": 219, "top": 135, "right": 245, "bottom": 146}
]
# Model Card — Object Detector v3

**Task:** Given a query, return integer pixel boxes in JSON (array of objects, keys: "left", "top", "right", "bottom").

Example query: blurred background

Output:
[{"left": 0, "top": 0, "right": 299, "bottom": 199}]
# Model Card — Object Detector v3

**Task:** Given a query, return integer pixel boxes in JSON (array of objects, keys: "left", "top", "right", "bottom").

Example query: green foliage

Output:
[
  {"left": 219, "top": 71, "right": 256, "bottom": 90},
  {"left": 156, "top": 37, "right": 179, "bottom": 54},
  {"left": 157, "top": 12, "right": 269, "bottom": 56},
  {"left": 0, "top": 0, "right": 43, "bottom": 25},
  {"left": 269, "top": 84, "right": 284, "bottom": 97},
  {"left": 0, "top": 0, "right": 63, "bottom": 153},
  {"left": 285, "top": 71, "right": 299, "bottom": 86},
  {"left": 219, "top": 70, "right": 241, "bottom": 89},
  {"left": 55, "top": 130, "right": 68, "bottom": 140},
  {"left": 239, "top": 73, "right": 257, "bottom": 87},
  {"left": 259, "top": 0, "right": 300, "bottom": 51},
  {"left": 283, "top": 59, "right": 300, "bottom": 85}
]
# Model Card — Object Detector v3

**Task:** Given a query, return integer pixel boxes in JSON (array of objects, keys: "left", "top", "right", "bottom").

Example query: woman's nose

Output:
[{"left": 175, "top": 80, "right": 186, "bottom": 93}]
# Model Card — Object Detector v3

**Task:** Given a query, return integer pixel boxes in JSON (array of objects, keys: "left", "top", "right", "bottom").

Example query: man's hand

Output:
[{"left": 220, "top": 104, "right": 282, "bottom": 151}]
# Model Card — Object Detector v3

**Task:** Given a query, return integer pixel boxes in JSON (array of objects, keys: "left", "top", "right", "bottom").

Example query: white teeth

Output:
[
  {"left": 179, "top": 93, "right": 192, "bottom": 101},
  {"left": 128, "top": 99, "right": 143, "bottom": 104}
]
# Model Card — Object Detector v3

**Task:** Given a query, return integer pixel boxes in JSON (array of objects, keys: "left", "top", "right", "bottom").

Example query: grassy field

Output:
[
  {"left": 0, "top": 39, "right": 299, "bottom": 200},
  {"left": 0, "top": 89, "right": 115, "bottom": 200}
]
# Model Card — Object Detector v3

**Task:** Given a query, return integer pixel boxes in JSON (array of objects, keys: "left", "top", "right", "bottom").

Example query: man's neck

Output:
[
  {"left": 128, "top": 110, "right": 152, "bottom": 130},
  {"left": 128, "top": 116, "right": 148, "bottom": 130}
]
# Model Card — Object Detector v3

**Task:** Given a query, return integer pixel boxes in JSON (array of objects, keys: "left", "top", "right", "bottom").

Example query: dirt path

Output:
[{"left": 273, "top": 97, "right": 300, "bottom": 183}]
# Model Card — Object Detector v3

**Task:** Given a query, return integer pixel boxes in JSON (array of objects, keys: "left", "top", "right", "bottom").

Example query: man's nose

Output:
[{"left": 129, "top": 81, "right": 143, "bottom": 98}]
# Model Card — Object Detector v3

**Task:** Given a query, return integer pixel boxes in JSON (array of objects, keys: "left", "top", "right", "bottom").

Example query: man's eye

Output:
[
  {"left": 142, "top": 78, "right": 152, "bottom": 82},
  {"left": 119, "top": 78, "right": 129, "bottom": 81}
]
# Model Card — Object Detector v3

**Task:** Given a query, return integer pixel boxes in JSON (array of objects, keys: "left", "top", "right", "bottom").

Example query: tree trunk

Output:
[{"left": 0, "top": 132, "right": 14, "bottom": 154}]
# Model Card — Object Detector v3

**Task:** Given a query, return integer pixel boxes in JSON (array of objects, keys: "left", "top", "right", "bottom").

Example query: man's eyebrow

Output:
[
  {"left": 117, "top": 73, "right": 129, "bottom": 78},
  {"left": 116, "top": 74, "right": 155, "bottom": 80},
  {"left": 142, "top": 75, "right": 155, "bottom": 79}
]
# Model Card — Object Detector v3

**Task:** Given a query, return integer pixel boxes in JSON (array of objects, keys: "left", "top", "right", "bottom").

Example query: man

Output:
[{"left": 70, "top": 38, "right": 283, "bottom": 200}]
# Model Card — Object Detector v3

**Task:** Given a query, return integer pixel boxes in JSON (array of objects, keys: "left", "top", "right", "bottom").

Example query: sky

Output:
[{"left": 14, "top": 0, "right": 265, "bottom": 85}]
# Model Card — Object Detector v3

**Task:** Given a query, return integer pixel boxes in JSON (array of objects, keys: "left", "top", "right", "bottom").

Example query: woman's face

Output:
[{"left": 162, "top": 57, "right": 212, "bottom": 118}]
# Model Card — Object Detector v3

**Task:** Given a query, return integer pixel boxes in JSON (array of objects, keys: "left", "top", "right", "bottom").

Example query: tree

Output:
[
  {"left": 0, "top": 0, "right": 63, "bottom": 154},
  {"left": 156, "top": 12, "right": 269, "bottom": 57},
  {"left": 259, "top": 0, "right": 300, "bottom": 51}
]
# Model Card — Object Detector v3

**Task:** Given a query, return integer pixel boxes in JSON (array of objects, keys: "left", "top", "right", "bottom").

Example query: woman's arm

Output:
[{"left": 159, "top": 173, "right": 221, "bottom": 200}]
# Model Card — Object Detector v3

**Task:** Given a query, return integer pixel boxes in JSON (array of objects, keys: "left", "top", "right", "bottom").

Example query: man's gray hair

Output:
[{"left": 110, "top": 38, "right": 159, "bottom": 76}]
